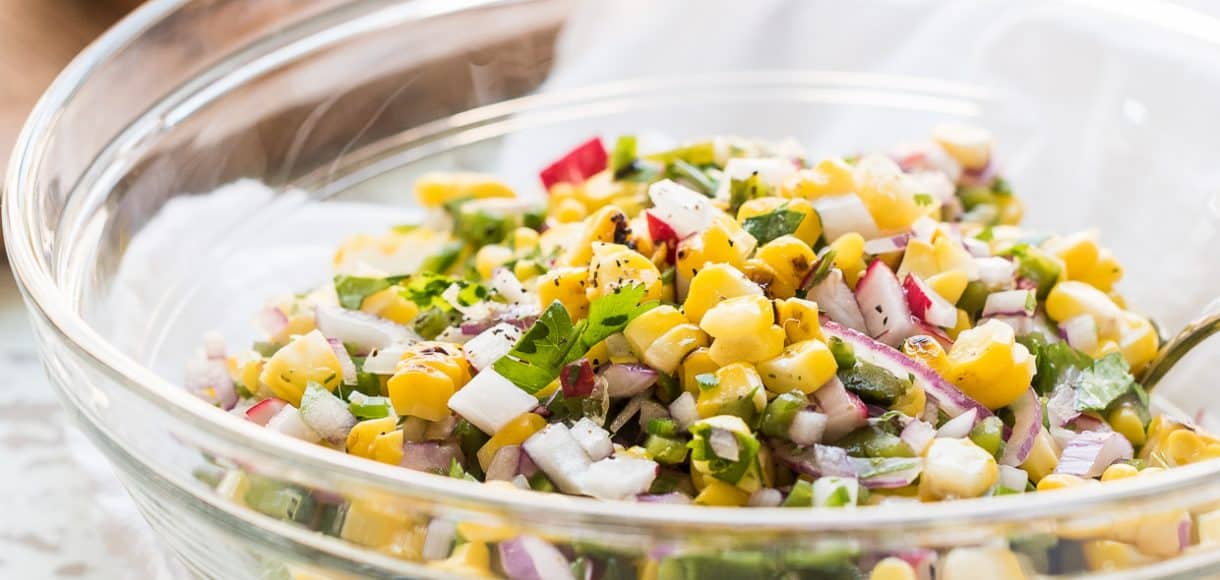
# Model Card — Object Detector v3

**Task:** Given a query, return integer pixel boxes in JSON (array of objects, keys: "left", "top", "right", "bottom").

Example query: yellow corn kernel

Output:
[
  {"left": 645, "top": 324, "right": 711, "bottom": 375},
  {"left": 347, "top": 416, "right": 399, "bottom": 459},
  {"left": 563, "top": 205, "right": 631, "bottom": 266},
  {"left": 537, "top": 267, "right": 590, "bottom": 321},
  {"left": 945, "top": 320, "right": 1034, "bottom": 410},
  {"left": 512, "top": 227, "right": 539, "bottom": 251},
  {"left": 897, "top": 239, "right": 939, "bottom": 281},
  {"left": 429, "top": 542, "right": 493, "bottom": 577},
  {"left": 512, "top": 259, "right": 544, "bottom": 282},
  {"left": 869, "top": 557, "right": 917, "bottom": 580},
  {"left": 259, "top": 330, "right": 344, "bottom": 405},
  {"left": 853, "top": 155, "right": 926, "bottom": 231},
  {"left": 752, "top": 236, "right": 816, "bottom": 298},
  {"left": 1082, "top": 540, "right": 1154, "bottom": 572},
  {"left": 1021, "top": 430, "right": 1061, "bottom": 482},
  {"left": 697, "top": 363, "right": 768, "bottom": 419},
  {"left": 625, "top": 306, "right": 688, "bottom": 356},
  {"left": 693, "top": 480, "right": 751, "bottom": 507},
  {"left": 1045, "top": 281, "right": 1123, "bottom": 332},
  {"left": 388, "top": 362, "right": 457, "bottom": 422},
  {"left": 682, "top": 263, "right": 764, "bottom": 325},
  {"left": 756, "top": 339, "right": 838, "bottom": 394},
  {"left": 774, "top": 297, "right": 823, "bottom": 343},
  {"left": 902, "top": 335, "right": 949, "bottom": 375},
  {"left": 474, "top": 244, "right": 514, "bottom": 280},
  {"left": 701, "top": 295, "right": 774, "bottom": 337},
  {"left": 828, "top": 232, "right": 867, "bottom": 288},
  {"left": 1037, "top": 473, "right": 1089, "bottom": 492},
  {"left": 892, "top": 384, "right": 926, "bottom": 418},
  {"left": 1078, "top": 249, "right": 1123, "bottom": 292},
  {"left": 736, "top": 197, "right": 823, "bottom": 247},
  {"left": 360, "top": 286, "right": 419, "bottom": 325},
  {"left": 920, "top": 438, "right": 997, "bottom": 500},
  {"left": 586, "top": 242, "right": 663, "bottom": 302},
  {"left": 927, "top": 270, "right": 969, "bottom": 304},
  {"left": 551, "top": 197, "right": 587, "bottom": 223},
  {"left": 1101, "top": 463, "right": 1140, "bottom": 482},
  {"left": 680, "top": 347, "right": 719, "bottom": 395},
  {"left": 1046, "top": 231, "right": 1100, "bottom": 278},
  {"left": 585, "top": 339, "right": 613, "bottom": 368},
  {"left": 235, "top": 356, "right": 265, "bottom": 395},
  {"left": 414, "top": 172, "right": 515, "bottom": 207},
  {"left": 1108, "top": 402, "right": 1147, "bottom": 447},
  {"left": 939, "top": 545, "right": 1025, "bottom": 580},
  {"left": 676, "top": 216, "right": 755, "bottom": 297},
  {"left": 456, "top": 522, "right": 519, "bottom": 544},
  {"left": 371, "top": 429, "right": 405, "bottom": 465},
  {"left": 709, "top": 326, "right": 786, "bottom": 366},
  {"left": 933, "top": 125, "right": 993, "bottom": 171},
  {"left": 403, "top": 342, "right": 471, "bottom": 383},
  {"left": 1167, "top": 429, "right": 1203, "bottom": 466},
  {"left": 477, "top": 413, "right": 546, "bottom": 470},
  {"left": 947, "top": 308, "right": 972, "bottom": 340},
  {"left": 1119, "top": 312, "right": 1158, "bottom": 372},
  {"left": 341, "top": 500, "right": 426, "bottom": 557},
  {"left": 783, "top": 157, "right": 856, "bottom": 199},
  {"left": 931, "top": 234, "right": 976, "bottom": 277}
]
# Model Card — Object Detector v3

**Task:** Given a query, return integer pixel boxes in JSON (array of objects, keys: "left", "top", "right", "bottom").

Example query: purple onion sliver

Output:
[{"left": 1000, "top": 388, "right": 1042, "bottom": 466}]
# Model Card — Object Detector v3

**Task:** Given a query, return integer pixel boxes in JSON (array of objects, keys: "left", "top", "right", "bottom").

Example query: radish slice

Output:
[
  {"left": 266, "top": 405, "right": 321, "bottom": 443},
  {"left": 811, "top": 377, "right": 868, "bottom": 441},
  {"left": 863, "top": 233, "right": 911, "bottom": 256},
  {"left": 569, "top": 417, "right": 613, "bottom": 461},
  {"left": 326, "top": 338, "right": 358, "bottom": 385},
  {"left": 855, "top": 260, "right": 918, "bottom": 347},
  {"left": 904, "top": 273, "right": 958, "bottom": 328},
  {"left": 813, "top": 194, "right": 881, "bottom": 241},
  {"left": 499, "top": 535, "right": 575, "bottom": 580},
  {"left": 646, "top": 211, "right": 680, "bottom": 263},
  {"left": 580, "top": 457, "right": 659, "bottom": 500},
  {"left": 900, "top": 418, "right": 937, "bottom": 456},
  {"left": 1000, "top": 389, "right": 1043, "bottom": 466},
  {"left": 822, "top": 320, "right": 992, "bottom": 420},
  {"left": 806, "top": 268, "right": 868, "bottom": 333},
  {"left": 462, "top": 323, "right": 522, "bottom": 371},
  {"left": 975, "top": 257, "right": 1016, "bottom": 289},
  {"left": 521, "top": 423, "right": 592, "bottom": 494},
  {"left": 1054, "top": 431, "right": 1133, "bottom": 478},
  {"left": 599, "top": 363, "right": 659, "bottom": 398},
  {"left": 315, "top": 304, "right": 413, "bottom": 354},
  {"left": 937, "top": 408, "right": 978, "bottom": 438},
  {"left": 648, "top": 180, "right": 716, "bottom": 239},
  {"left": 539, "top": 137, "right": 607, "bottom": 190},
  {"left": 245, "top": 398, "right": 288, "bottom": 426},
  {"left": 983, "top": 289, "right": 1035, "bottom": 318},
  {"left": 447, "top": 369, "right": 539, "bottom": 435},
  {"left": 299, "top": 384, "right": 358, "bottom": 445},
  {"left": 1060, "top": 314, "right": 1099, "bottom": 354}
]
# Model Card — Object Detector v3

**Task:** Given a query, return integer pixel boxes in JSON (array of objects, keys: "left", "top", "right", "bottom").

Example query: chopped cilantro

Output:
[
  {"left": 741, "top": 206, "right": 806, "bottom": 245},
  {"left": 800, "top": 249, "right": 837, "bottom": 294},
  {"left": 975, "top": 226, "right": 995, "bottom": 242},
  {"left": 448, "top": 458, "right": 478, "bottom": 482},
  {"left": 334, "top": 275, "right": 403, "bottom": 310},
  {"left": 645, "top": 142, "right": 717, "bottom": 166},
  {"left": 1032, "top": 341, "right": 1093, "bottom": 395},
  {"left": 390, "top": 223, "right": 421, "bottom": 233},
  {"left": 1074, "top": 353, "right": 1137, "bottom": 412},
  {"left": 1004, "top": 244, "right": 1061, "bottom": 299}
]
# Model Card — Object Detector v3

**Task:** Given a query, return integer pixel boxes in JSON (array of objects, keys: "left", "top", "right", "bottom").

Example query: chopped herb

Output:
[
  {"left": 695, "top": 373, "right": 719, "bottom": 392},
  {"left": 1004, "top": 244, "right": 1061, "bottom": 300},
  {"left": 645, "top": 142, "right": 717, "bottom": 166},
  {"left": 975, "top": 226, "right": 995, "bottom": 242},
  {"left": 913, "top": 193, "right": 934, "bottom": 207},
  {"left": 668, "top": 159, "right": 718, "bottom": 197},
  {"left": 334, "top": 275, "right": 403, "bottom": 310},
  {"left": 390, "top": 223, "right": 421, "bottom": 233},
  {"left": 728, "top": 173, "right": 771, "bottom": 213},
  {"left": 1074, "top": 353, "right": 1137, "bottom": 412},
  {"left": 417, "top": 240, "right": 465, "bottom": 274},
  {"left": 800, "top": 250, "right": 838, "bottom": 294},
  {"left": 782, "top": 479, "right": 814, "bottom": 507},
  {"left": 741, "top": 206, "right": 806, "bottom": 245},
  {"left": 1031, "top": 342, "right": 1093, "bottom": 395},
  {"left": 448, "top": 458, "right": 478, "bottom": 482},
  {"left": 827, "top": 335, "right": 856, "bottom": 368}
]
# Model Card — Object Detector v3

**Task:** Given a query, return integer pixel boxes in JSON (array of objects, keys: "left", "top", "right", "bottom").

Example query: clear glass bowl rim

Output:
[{"left": 8, "top": 0, "right": 1220, "bottom": 534}]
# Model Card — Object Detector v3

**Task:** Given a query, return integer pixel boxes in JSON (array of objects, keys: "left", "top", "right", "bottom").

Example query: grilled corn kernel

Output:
[
  {"left": 360, "top": 286, "right": 419, "bottom": 325},
  {"left": 680, "top": 348, "right": 719, "bottom": 395},
  {"left": 474, "top": 245, "right": 514, "bottom": 279},
  {"left": 414, "top": 172, "right": 515, "bottom": 207},
  {"left": 477, "top": 413, "right": 546, "bottom": 470},
  {"left": 756, "top": 339, "right": 838, "bottom": 394},
  {"left": 646, "top": 325, "right": 712, "bottom": 375},
  {"left": 709, "top": 326, "right": 786, "bottom": 367},
  {"left": 853, "top": 155, "right": 926, "bottom": 232},
  {"left": 927, "top": 270, "right": 969, "bottom": 304},
  {"left": 920, "top": 438, "right": 998, "bottom": 500},
  {"left": 537, "top": 267, "right": 590, "bottom": 320},
  {"left": 828, "top": 232, "right": 867, "bottom": 288},
  {"left": 902, "top": 335, "right": 949, "bottom": 375},
  {"left": 347, "top": 416, "right": 399, "bottom": 459},
  {"left": 1046, "top": 231, "right": 1099, "bottom": 277},
  {"left": 341, "top": 500, "right": 426, "bottom": 557},
  {"left": 897, "top": 239, "right": 938, "bottom": 280},
  {"left": 696, "top": 363, "right": 768, "bottom": 419},
  {"left": 1108, "top": 403, "right": 1147, "bottom": 447},
  {"left": 388, "top": 363, "right": 457, "bottom": 422},
  {"left": 625, "top": 306, "right": 688, "bottom": 356},
  {"left": 259, "top": 330, "right": 344, "bottom": 406},
  {"left": 736, "top": 197, "right": 824, "bottom": 247},
  {"left": 1037, "top": 473, "right": 1090, "bottom": 491},
  {"left": 945, "top": 320, "right": 1034, "bottom": 410},
  {"left": 782, "top": 157, "right": 856, "bottom": 200},
  {"left": 947, "top": 309, "right": 972, "bottom": 340},
  {"left": 676, "top": 216, "right": 756, "bottom": 298},
  {"left": 587, "top": 242, "right": 663, "bottom": 302},
  {"left": 774, "top": 297, "right": 823, "bottom": 343},
  {"left": 563, "top": 205, "right": 632, "bottom": 266},
  {"left": 869, "top": 557, "right": 917, "bottom": 580},
  {"left": 1118, "top": 312, "right": 1158, "bottom": 372},
  {"left": 751, "top": 236, "right": 816, "bottom": 298},
  {"left": 371, "top": 429, "right": 405, "bottom": 465},
  {"left": 1045, "top": 280, "right": 1123, "bottom": 335},
  {"left": 1101, "top": 463, "right": 1140, "bottom": 482},
  {"left": 682, "top": 263, "right": 764, "bottom": 325},
  {"left": 693, "top": 480, "right": 752, "bottom": 507}
]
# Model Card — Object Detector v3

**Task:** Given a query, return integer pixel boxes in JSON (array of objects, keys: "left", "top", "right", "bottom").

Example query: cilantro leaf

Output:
[
  {"left": 565, "top": 284, "right": 658, "bottom": 363},
  {"left": 742, "top": 206, "right": 806, "bottom": 245},
  {"left": 1074, "top": 353, "right": 1136, "bottom": 412},
  {"left": 334, "top": 275, "right": 399, "bottom": 310},
  {"left": 729, "top": 173, "right": 772, "bottom": 214},
  {"left": 1032, "top": 342, "right": 1093, "bottom": 395},
  {"left": 401, "top": 273, "right": 486, "bottom": 310}
]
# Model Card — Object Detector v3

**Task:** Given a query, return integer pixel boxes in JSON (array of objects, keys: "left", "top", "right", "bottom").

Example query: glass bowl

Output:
[{"left": 7, "top": 0, "right": 1220, "bottom": 577}]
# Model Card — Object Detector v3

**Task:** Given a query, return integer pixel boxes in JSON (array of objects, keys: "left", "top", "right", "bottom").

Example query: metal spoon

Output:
[{"left": 1140, "top": 309, "right": 1220, "bottom": 391}]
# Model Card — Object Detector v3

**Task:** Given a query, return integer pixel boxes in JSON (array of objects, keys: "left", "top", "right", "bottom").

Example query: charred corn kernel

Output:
[
  {"left": 902, "top": 335, "right": 949, "bottom": 375},
  {"left": 927, "top": 270, "right": 969, "bottom": 304},
  {"left": 260, "top": 330, "right": 344, "bottom": 405},
  {"left": 552, "top": 197, "right": 586, "bottom": 223},
  {"left": 676, "top": 216, "right": 755, "bottom": 298},
  {"left": 853, "top": 155, "right": 925, "bottom": 231},
  {"left": 537, "top": 267, "right": 590, "bottom": 320},
  {"left": 563, "top": 205, "right": 631, "bottom": 266},
  {"left": 477, "top": 413, "right": 546, "bottom": 470},
  {"left": 774, "top": 297, "right": 823, "bottom": 343},
  {"left": 1119, "top": 313, "right": 1158, "bottom": 372},
  {"left": 697, "top": 363, "right": 768, "bottom": 419},
  {"left": 869, "top": 557, "right": 917, "bottom": 580},
  {"left": 587, "top": 242, "right": 663, "bottom": 302},
  {"left": 1046, "top": 281, "right": 1123, "bottom": 335},
  {"left": 945, "top": 320, "right": 1035, "bottom": 409},
  {"left": 511, "top": 227, "right": 539, "bottom": 251},
  {"left": 701, "top": 295, "right": 774, "bottom": 337},
  {"left": 920, "top": 438, "right": 998, "bottom": 500},
  {"left": 371, "top": 429, "right": 405, "bottom": 465},
  {"left": 455, "top": 522, "right": 519, "bottom": 544},
  {"left": 1198, "top": 510, "right": 1220, "bottom": 545},
  {"left": 647, "top": 325, "right": 712, "bottom": 375},
  {"left": 1108, "top": 403, "right": 1148, "bottom": 446},
  {"left": 1021, "top": 430, "right": 1061, "bottom": 482},
  {"left": 693, "top": 480, "right": 751, "bottom": 506},
  {"left": 947, "top": 309, "right": 972, "bottom": 340},
  {"left": 751, "top": 236, "right": 816, "bottom": 298},
  {"left": 680, "top": 348, "right": 719, "bottom": 394},
  {"left": 414, "top": 172, "right": 515, "bottom": 207},
  {"left": 709, "top": 326, "right": 786, "bottom": 366},
  {"left": 1082, "top": 540, "right": 1154, "bottom": 572},
  {"left": 933, "top": 124, "right": 993, "bottom": 171},
  {"left": 1037, "top": 473, "right": 1089, "bottom": 492},
  {"left": 341, "top": 500, "right": 425, "bottom": 557},
  {"left": 404, "top": 342, "right": 470, "bottom": 383},
  {"left": 474, "top": 244, "right": 514, "bottom": 279},
  {"left": 360, "top": 286, "right": 419, "bottom": 325},
  {"left": 736, "top": 197, "right": 823, "bottom": 247},
  {"left": 892, "top": 384, "right": 926, "bottom": 418},
  {"left": 897, "top": 239, "right": 938, "bottom": 280},
  {"left": 682, "top": 263, "right": 764, "bottom": 325},
  {"left": 940, "top": 545, "right": 1024, "bottom": 580},
  {"left": 347, "top": 416, "right": 399, "bottom": 458},
  {"left": 756, "top": 339, "right": 838, "bottom": 394},
  {"left": 388, "top": 347, "right": 470, "bottom": 422},
  {"left": 429, "top": 542, "right": 492, "bottom": 577},
  {"left": 828, "top": 233, "right": 867, "bottom": 287},
  {"left": 1078, "top": 249, "right": 1123, "bottom": 292},
  {"left": 1101, "top": 463, "right": 1140, "bottom": 482},
  {"left": 782, "top": 157, "right": 856, "bottom": 199}
]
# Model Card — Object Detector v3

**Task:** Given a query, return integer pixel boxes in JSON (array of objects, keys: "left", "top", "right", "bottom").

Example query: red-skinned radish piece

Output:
[
  {"left": 806, "top": 268, "right": 868, "bottom": 333},
  {"left": 539, "top": 138, "right": 607, "bottom": 190},
  {"left": 903, "top": 273, "right": 959, "bottom": 328},
  {"left": 855, "top": 260, "right": 918, "bottom": 346}
]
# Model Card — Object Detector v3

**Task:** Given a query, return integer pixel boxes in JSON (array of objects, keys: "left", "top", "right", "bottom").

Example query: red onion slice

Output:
[
  {"left": 900, "top": 418, "right": 937, "bottom": 456},
  {"left": 854, "top": 457, "right": 924, "bottom": 489},
  {"left": 811, "top": 377, "right": 868, "bottom": 441},
  {"left": 863, "top": 233, "right": 911, "bottom": 256},
  {"left": 499, "top": 535, "right": 574, "bottom": 580},
  {"left": 1000, "top": 388, "right": 1043, "bottom": 466},
  {"left": 1060, "top": 314, "right": 1099, "bottom": 354},
  {"left": 936, "top": 408, "right": 978, "bottom": 439},
  {"left": 485, "top": 445, "right": 523, "bottom": 481},
  {"left": 1053, "top": 431, "right": 1133, "bottom": 478},
  {"left": 1046, "top": 384, "right": 1080, "bottom": 428},
  {"left": 772, "top": 442, "right": 857, "bottom": 478},
  {"left": 788, "top": 410, "right": 828, "bottom": 446},
  {"left": 599, "top": 363, "right": 659, "bottom": 398},
  {"left": 855, "top": 260, "right": 918, "bottom": 347},
  {"left": 326, "top": 338, "right": 358, "bottom": 386},
  {"left": 401, "top": 441, "right": 464, "bottom": 474},
  {"left": 668, "top": 392, "right": 698, "bottom": 430},
  {"left": 244, "top": 398, "right": 288, "bottom": 426}
]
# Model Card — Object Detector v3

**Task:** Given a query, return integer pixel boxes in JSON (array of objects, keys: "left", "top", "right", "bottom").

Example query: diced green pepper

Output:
[
  {"left": 969, "top": 416, "right": 1005, "bottom": 458},
  {"left": 760, "top": 391, "right": 808, "bottom": 439},
  {"left": 827, "top": 336, "right": 856, "bottom": 369},
  {"left": 837, "top": 361, "right": 911, "bottom": 407},
  {"left": 957, "top": 280, "right": 991, "bottom": 319},
  {"left": 782, "top": 479, "right": 814, "bottom": 507},
  {"left": 646, "top": 434, "right": 690, "bottom": 464}
]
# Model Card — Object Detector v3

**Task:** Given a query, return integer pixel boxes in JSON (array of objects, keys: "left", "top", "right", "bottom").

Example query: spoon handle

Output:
[{"left": 1140, "top": 310, "right": 1220, "bottom": 391}]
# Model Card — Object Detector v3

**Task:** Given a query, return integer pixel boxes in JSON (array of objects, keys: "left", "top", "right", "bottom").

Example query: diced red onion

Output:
[
  {"left": 1000, "top": 389, "right": 1043, "bottom": 466},
  {"left": 599, "top": 363, "right": 659, "bottom": 398},
  {"left": 903, "top": 273, "right": 958, "bottom": 328},
  {"left": 806, "top": 268, "right": 868, "bottom": 333},
  {"left": 462, "top": 323, "right": 521, "bottom": 371},
  {"left": 959, "top": 160, "right": 997, "bottom": 188},
  {"left": 424, "top": 414, "right": 458, "bottom": 441},
  {"left": 299, "top": 385, "right": 357, "bottom": 445},
  {"left": 257, "top": 306, "right": 290, "bottom": 339},
  {"left": 892, "top": 141, "right": 963, "bottom": 182},
  {"left": 580, "top": 457, "right": 659, "bottom": 500},
  {"left": 245, "top": 398, "right": 289, "bottom": 426},
  {"left": 637, "top": 492, "right": 692, "bottom": 505},
  {"left": 1069, "top": 414, "right": 1112, "bottom": 433},
  {"left": 813, "top": 194, "right": 881, "bottom": 243},
  {"left": 421, "top": 519, "right": 457, "bottom": 562},
  {"left": 486, "top": 445, "right": 523, "bottom": 481},
  {"left": 855, "top": 260, "right": 918, "bottom": 347},
  {"left": 266, "top": 405, "right": 321, "bottom": 443},
  {"left": 516, "top": 449, "right": 540, "bottom": 478},
  {"left": 773, "top": 443, "right": 857, "bottom": 478},
  {"left": 788, "top": 410, "right": 828, "bottom": 446},
  {"left": 708, "top": 428, "right": 741, "bottom": 462},
  {"left": 569, "top": 417, "right": 613, "bottom": 462},
  {"left": 855, "top": 457, "right": 923, "bottom": 489},
  {"left": 648, "top": 180, "right": 716, "bottom": 239},
  {"left": 637, "top": 400, "right": 669, "bottom": 432},
  {"left": 910, "top": 217, "right": 939, "bottom": 242},
  {"left": 315, "top": 304, "right": 413, "bottom": 354},
  {"left": 863, "top": 233, "right": 911, "bottom": 256},
  {"left": 900, "top": 418, "right": 937, "bottom": 456},
  {"left": 522, "top": 424, "right": 592, "bottom": 494},
  {"left": 822, "top": 321, "right": 992, "bottom": 420},
  {"left": 975, "top": 257, "right": 1016, "bottom": 289},
  {"left": 401, "top": 441, "right": 464, "bottom": 474},
  {"left": 499, "top": 535, "right": 575, "bottom": 580},
  {"left": 1054, "top": 431, "right": 1133, "bottom": 478},
  {"left": 447, "top": 369, "right": 540, "bottom": 435},
  {"left": 748, "top": 488, "right": 784, "bottom": 507},
  {"left": 1060, "top": 314, "right": 1099, "bottom": 354},
  {"left": 937, "top": 408, "right": 978, "bottom": 439},
  {"left": 539, "top": 137, "right": 607, "bottom": 190},
  {"left": 983, "top": 289, "right": 1035, "bottom": 318},
  {"left": 998, "top": 465, "right": 1029, "bottom": 492},
  {"left": 325, "top": 338, "right": 358, "bottom": 386},
  {"left": 1046, "top": 384, "right": 1080, "bottom": 428},
  {"left": 668, "top": 392, "right": 698, "bottom": 430},
  {"left": 811, "top": 377, "right": 868, "bottom": 441}
]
